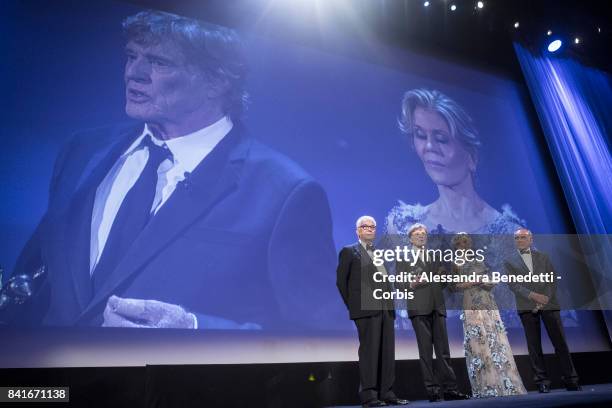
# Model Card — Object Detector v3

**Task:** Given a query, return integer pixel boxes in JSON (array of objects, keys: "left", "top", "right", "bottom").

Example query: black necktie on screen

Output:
[
  {"left": 520, "top": 248, "right": 531, "bottom": 255},
  {"left": 92, "top": 136, "right": 172, "bottom": 290}
]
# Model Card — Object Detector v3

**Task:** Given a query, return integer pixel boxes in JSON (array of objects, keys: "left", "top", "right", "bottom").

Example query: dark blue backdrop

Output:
[
  {"left": 0, "top": 0, "right": 608, "bottom": 359},
  {"left": 0, "top": 1, "right": 570, "bottom": 274}
]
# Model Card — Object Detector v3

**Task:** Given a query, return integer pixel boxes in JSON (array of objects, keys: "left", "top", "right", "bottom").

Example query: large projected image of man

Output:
[{"left": 9, "top": 10, "right": 340, "bottom": 330}]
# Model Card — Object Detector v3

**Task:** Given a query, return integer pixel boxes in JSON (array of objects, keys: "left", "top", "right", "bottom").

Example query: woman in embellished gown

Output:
[{"left": 452, "top": 233, "right": 526, "bottom": 398}]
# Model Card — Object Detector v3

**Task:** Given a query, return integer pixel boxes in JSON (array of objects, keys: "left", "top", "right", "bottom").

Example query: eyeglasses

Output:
[{"left": 359, "top": 225, "right": 376, "bottom": 230}]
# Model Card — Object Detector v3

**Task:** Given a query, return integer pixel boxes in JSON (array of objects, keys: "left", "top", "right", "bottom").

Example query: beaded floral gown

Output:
[{"left": 455, "top": 261, "right": 527, "bottom": 398}]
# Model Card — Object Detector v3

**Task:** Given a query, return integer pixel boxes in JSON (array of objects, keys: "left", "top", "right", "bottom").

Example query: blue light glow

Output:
[{"left": 547, "top": 39, "right": 562, "bottom": 52}]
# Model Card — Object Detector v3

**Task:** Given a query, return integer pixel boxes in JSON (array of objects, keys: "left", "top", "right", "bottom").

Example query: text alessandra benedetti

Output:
[{"left": 373, "top": 271, "right": 556, "bottom": 284}]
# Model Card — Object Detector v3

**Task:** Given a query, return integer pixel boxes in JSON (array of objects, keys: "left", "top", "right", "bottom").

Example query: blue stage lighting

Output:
[{"left": 547, "top": 39, "right": 563, "bottom": 53}]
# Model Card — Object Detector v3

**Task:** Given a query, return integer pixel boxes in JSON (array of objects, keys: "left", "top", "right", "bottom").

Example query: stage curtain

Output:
[
  {"left": 514, "top": 42, "right": 612, "bottom": 333},
  {"left": 514, "top": 43, "right": 611, "bottom": 234}
]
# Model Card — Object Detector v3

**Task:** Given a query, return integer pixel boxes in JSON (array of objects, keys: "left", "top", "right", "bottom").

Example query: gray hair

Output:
[
  {"left": 123, "top": 10, "right": 249, "bottom": 120},
  {"left": 356, "top": 215, "right": 376, "bottom": 228},
  {"left": 514, "top": 227, "right": 532, "bottom": 236},
  {"left": 398, "top": 89, "right": 481, "bottom": 164},
  {"left": 407, "top": 223, "right": 427, "bottom": 238}
]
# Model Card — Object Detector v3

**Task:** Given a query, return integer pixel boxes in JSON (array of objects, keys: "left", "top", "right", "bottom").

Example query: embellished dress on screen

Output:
[{"left": 385, "top": 201, "right": 526, "bottom": 329}]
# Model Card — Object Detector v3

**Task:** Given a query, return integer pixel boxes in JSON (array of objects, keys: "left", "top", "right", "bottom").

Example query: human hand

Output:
[
  {"left": 102, "top": 295, "right": 196, "bottom": 328},
  {"left": 528, "top": 292, "right": 549, "bottom": 305},
  {"left": 409, "top": 272, "right": 425, "bottom": 289}
]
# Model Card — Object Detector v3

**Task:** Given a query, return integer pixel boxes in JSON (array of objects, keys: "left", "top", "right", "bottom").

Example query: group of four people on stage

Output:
[{"left": 336, "top": 216, "right": 581, "bottom": 407}]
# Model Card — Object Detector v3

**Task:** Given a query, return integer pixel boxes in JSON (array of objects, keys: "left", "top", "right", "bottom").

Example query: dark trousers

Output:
[
  {"left": 354, "top": 310, "right": 396, "bottom": 403},
  {"left": 519, "top": 310, "right": 579, "bottom": 386},
  {"left": 411, "top": 312, "right": 458, "bottom": 397}
]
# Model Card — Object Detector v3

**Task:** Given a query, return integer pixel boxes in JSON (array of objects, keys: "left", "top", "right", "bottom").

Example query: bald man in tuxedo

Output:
[{"left": 505, "top": 228, "right": 580, "bottom": 393}]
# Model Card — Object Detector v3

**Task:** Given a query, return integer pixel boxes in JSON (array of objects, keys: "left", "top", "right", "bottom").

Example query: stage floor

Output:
[
  {"left": 331, "top": 383, "right": 612, "bottom": 408},
  {"left": 2, "top": 353, "right": 611, "bottom": 407}
]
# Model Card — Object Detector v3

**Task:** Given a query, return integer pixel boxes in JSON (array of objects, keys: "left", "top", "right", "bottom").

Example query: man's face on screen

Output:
[
  {"left": 412, "top": 107, "right": 474, "bottom": 187},
  {"left": 124, "top": 39, "right": 211, "bottom": 129}
]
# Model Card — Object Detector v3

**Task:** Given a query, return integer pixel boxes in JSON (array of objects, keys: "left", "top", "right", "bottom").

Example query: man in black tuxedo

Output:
[
  {"left": 8, "top": 10, "right": 342, "bottom": 330},
  {"left": 505, "top": 228, "right": 580, "bottom": 392},
  {"left": 336, "top": 216, "right": 409, "bottom": 407},
  {"left": 397, "top": 224, "right": 468, "bottom": 402}
]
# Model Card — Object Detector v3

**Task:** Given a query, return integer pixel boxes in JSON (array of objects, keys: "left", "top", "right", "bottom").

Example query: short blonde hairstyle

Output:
[{"left": 399, "top": 88, "right": 481, "bottom": 165}]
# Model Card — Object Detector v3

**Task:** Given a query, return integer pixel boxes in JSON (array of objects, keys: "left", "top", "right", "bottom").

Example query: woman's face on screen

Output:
[{"left": 412, "top": 107, "right": 474, "bottom": 188}]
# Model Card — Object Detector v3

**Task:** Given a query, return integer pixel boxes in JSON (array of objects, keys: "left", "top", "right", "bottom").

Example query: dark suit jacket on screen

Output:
[{"left": 13, "top": 121, "right": 343, "bottom": 329}]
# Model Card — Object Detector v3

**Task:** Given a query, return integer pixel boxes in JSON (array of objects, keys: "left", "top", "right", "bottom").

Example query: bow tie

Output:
[
  {"left": 366, "top": 244, "right": 375, "bottom": 252},
  {"left": 520, "top": 248, "right": 531, "bottom": 255}
]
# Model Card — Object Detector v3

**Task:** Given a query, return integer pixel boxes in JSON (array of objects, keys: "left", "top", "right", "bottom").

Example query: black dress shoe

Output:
[
  {"left": 384, "top": 397, "right": 410, "bottom": 405},
  {"left": 428, "top": 394, "right": 442, "bottom": 403},
  {"left": 362, "top": 399, "right": 387, "bottom": 407},
  {"left": 443, "top": 390, "right": 470, "bottom": 400},
  {"left": 538, "top": 384, "right": 551, "bottom": 393},
  {"left": 566, "top": 384, "right": 583, "bottom": 391}
]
